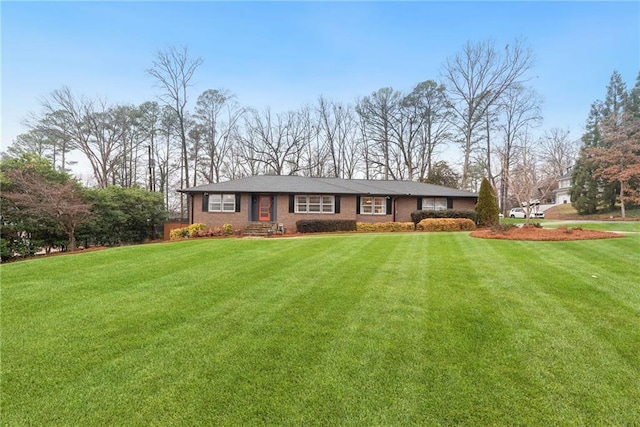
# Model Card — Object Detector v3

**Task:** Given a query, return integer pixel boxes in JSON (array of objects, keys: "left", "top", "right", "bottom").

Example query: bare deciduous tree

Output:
[
  {"left": 147, "top": 46, "right": 202, "bottom": 216},
  {"left": 356, "top": 88, "right": 403, "bottom": 179},
  {"left": 241, "top": 107, "right": 309, "bottom": 175},
  {"left": 538, "top": 128, "right": 578, "bottom": 179},
  {"left": 442, "top": 39, "right": 534, "bottom": 190},
  {"left": 194, "top": 89, "right": 245, "bottom": 183},
  {"left": 495, "top": 84, "right": 542, "bottom": 213},
  {"left": 507, "top": 133, "right": 539, "bottom": 224}
]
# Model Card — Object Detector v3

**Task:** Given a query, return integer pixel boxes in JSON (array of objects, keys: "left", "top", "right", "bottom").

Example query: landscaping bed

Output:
[{"left": 471, "top": 225, "right": 624, "bottom": 241}]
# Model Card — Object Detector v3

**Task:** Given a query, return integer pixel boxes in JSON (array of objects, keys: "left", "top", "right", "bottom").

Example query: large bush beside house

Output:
[
  {"left": 411, "top": 209, "right": 478, "bottom": 226},
  {"left": 476, "top": 177, "right": 500, "bottom": 227},
  {"left": 296, "top": 219, "right": 357, "bottom": 233}
]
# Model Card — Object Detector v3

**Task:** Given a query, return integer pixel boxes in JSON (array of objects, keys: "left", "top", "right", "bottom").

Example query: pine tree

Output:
[
  {"left": 628, "top": 71, "right": 640, "bottom": 117},
  {"left": 571, "top": 71, "right": 629, "bottom": 213}
]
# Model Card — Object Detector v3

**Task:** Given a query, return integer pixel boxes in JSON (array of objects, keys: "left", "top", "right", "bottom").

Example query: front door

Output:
[{"left": 258, "top": 195, "right": 271, "bottom": 221}]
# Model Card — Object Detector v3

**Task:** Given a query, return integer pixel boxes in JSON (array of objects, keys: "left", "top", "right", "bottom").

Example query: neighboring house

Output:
[
  {"left": 179, "top": 175, "right": 478, "bottom": 234},
  {"left": 554, "top": 168, "right": 573, "bottom": 204}
]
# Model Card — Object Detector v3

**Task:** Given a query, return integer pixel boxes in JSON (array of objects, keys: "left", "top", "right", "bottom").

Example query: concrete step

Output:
[{"left": 244, "top": 222, "right": 276, "bottom": 236}]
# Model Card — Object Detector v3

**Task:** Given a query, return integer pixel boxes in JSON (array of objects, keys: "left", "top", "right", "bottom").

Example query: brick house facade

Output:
[{"left": 181, "top": 175, "right": 478, "bottom": 234}]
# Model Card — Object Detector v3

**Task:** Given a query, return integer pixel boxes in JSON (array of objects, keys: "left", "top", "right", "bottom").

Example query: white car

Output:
[{"left": 509, "top": 207, "right": 544, "bottom": 219}]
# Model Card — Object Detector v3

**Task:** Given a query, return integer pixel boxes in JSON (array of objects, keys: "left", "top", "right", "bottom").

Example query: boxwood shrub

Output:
[
  {"left": 411, "top": 209, "right": 478, "bottom": 226},
  {"left": 417, "top": 218, "right": 476, "bottom": 232},
  {"left": 296, "top": 219, "right": 357, "bottom": 233},
  {"left": 356, "top": 222, "right": 415, "bottom": 232}
]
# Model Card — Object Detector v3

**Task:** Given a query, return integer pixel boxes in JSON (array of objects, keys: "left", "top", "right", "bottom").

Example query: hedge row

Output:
[
  {"left": 417, "top": 218, "right": 476, "bottom": 232},
  {"left": 296, "top": 219, "right": 357, "bottom": 233},
  {"left": 296, "top": 219, "right": 474, "bottom": 233},
  {"left": 169, "top": 223, "right": 234, "bottom": 240},
  {"left": 356, "top": 222, "right": 415, "bottom": 232},
  {"left": 411, "top": 209, "right": 478, "bottom": 225}
]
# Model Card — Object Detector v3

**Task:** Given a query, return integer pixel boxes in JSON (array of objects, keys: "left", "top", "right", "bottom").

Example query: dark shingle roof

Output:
[{"left": 180, "top": 175, "right": 477, "bottom": 198}]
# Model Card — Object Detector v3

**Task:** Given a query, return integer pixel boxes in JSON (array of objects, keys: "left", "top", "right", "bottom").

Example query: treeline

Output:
[
  {"left": 571, "top": 71, "right": 640, "bottom": 217},
  {"left": 5, "top": 40, "right": 631, "bottom": 218},
  {"left": 0, "top": 155, "right": 166, "bottom": 262}
]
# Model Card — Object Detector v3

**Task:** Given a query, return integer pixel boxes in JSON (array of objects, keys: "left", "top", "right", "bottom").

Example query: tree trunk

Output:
[
  {"left": 620, "top": 181, "right": 626, "bottom": 218},
  {"left": 68, "top": 226, "right": 76, "bottom": 252}
]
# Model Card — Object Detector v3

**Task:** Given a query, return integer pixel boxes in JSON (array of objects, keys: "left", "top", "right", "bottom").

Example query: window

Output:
[
  {"left": 209, "top": 194, "right": 236, "bottom": 212},
  {"left": 360, "top": 197, "right": 387, "bottom": 215},
  {"left": 295, "top": 195, "right": 334, "bottom": 213},
  {"left": 422, "top": 197, "right": 447, "bottom": 211}
]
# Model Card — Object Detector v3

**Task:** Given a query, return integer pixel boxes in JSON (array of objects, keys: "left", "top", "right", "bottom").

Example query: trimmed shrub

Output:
[
  {"left": 170, "top": 226, "right": 189, "bottom": 240},
  {"left": 188, "top": 223, "right": 206, "bottom": 236},
  {"left": 476, "top": 177, "right": 499, "bottom": 227},
  {"left": 411, "top": 209, "right": 477, "bottom": 225},
  {"left": 356, "top": 222, "right": 415, "bottom": 232},
  {"left": 170, "top": 223, "right": 223, "bottom": 240},
  {"left": 222, "top": 223, "right": 233, "bottom": 235},
  {"left": 192, "top": 227, "right": 224, "bottom": 238},
  {"left": 296, "top": 219, "right": 357, "bottom": 233},
  {"left": 417, "top": 218, "right": 476, "bottom": 232}
]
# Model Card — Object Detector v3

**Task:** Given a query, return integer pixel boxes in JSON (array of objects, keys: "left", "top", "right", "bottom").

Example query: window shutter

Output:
[
  {"left": 447, "top": 197, "right": 453, "bottom": 209},
  {"left": 356, "top": 196, "right": 360, "bottom": 214},
  {"left": 202, "top": 194, "right": 209, "bottom": 212},
  {"left": 335, "top": 195, "right": 341, "bottom": 213},
  {"left": 417, "top": 198, "right": 423, "bottom": 210},
  {"left": 235, "top": 194, "right": 241, "bottom": 212},
  {"left": 289, "top": 195, "right": 295, "bottom": 213},
  {"left": 386, "top": 197, "right": 392, "bottom": 215}
]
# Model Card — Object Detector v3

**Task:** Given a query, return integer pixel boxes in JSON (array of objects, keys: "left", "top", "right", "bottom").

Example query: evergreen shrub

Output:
[
  {"left": 296, "top": 220, "right": 357, "bottom": 233},
  {"left": 188, "top": 223, "right": 206, "bottom": 236},
  {"left": 417, "top": 218, "right": 476, "bottom": 232},
  {"left": 476, "top": 178, "right": 499, "bottom": 227},
  {"left": 410, "top": 209, "right": 477, "bottom": 226},
  {"left": 356, "top": 222, "right": 415, "bottom": 232}
]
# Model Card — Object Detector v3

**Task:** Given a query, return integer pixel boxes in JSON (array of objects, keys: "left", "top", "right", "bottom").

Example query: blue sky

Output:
[{"left": 2, "top": 1, "right": 639, "bottom": 168}]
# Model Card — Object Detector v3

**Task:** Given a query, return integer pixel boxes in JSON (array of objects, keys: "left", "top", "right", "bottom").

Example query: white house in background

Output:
[{"left": 554, "top": 167, "right": 572, "bottom": 204}]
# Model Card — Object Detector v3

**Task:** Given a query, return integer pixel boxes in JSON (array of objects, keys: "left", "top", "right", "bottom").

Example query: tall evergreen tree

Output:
[
  {"left": 571, "top": 71, "right": 628, "bottom": 213},
  {"left": 476, "top": 177, "right": 500, "bottom": 227},
  {"left": 627, "top": 71, "right": 640, "bottom": 117}
]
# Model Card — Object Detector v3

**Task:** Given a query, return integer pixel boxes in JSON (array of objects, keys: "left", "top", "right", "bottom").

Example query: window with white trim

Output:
[
  {"left": 422, "top": 197, "right": 447, "bottom": 211},
  {"left": 361, "top": 197, "right": 386, "bottom": 215},
  {"left": 295, "top": 195, "right": 335, "bottom": 213},
  {"left": 209, "top": 194, "right": 236, "bottom": 212}
]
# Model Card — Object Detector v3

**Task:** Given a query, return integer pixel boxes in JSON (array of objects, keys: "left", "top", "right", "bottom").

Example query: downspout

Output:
[
  {"left": 190, "top": 194, "right": 195, "bottom": 224},
  {"left": 392, "top": 197, "right": 397, "bottom": 222}
]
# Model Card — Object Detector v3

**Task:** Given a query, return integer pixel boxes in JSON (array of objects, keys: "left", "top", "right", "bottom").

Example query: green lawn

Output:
[
  {"left": 546, "top": 221, "right": 640, "bottom": 233},
  {"left": 2, "top": 233, "right": 640, "bottom": 425}
]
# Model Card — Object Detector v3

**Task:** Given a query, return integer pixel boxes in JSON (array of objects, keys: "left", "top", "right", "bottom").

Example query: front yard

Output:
[{"left": 2, "top": 232, "right": 639, "bottom": 425}]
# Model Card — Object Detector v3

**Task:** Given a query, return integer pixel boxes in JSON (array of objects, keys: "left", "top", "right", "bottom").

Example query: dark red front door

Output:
[{"left": 259, "top": 195, "right": 271, "bottom": 221}]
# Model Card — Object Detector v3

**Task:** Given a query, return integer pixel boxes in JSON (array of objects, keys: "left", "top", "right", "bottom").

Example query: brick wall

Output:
[
  {"left": 453, "top": 198, "right": 477, "bottom": 210},
  {"left": 191, "top": 193, "right": 248, "bottom": 231},
  {"left": 275, "top": 194, "right": 358, "bottom": 233}
]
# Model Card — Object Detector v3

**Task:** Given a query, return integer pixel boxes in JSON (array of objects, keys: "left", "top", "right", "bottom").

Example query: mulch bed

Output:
[{"left": 470, "top": 226, "right": 624, "bottom": 241}]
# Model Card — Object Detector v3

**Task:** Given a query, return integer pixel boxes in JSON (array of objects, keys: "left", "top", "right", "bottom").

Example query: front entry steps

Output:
[{"left": 244, "top": 222, "right": 277, "bottom": 237}]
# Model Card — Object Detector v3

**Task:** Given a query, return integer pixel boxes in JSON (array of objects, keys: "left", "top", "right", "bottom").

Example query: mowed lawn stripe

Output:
[
  {"left": 467, "top": 238, "right": 640, "bottom": 424},
  {"left": 2, "top": 233, "right": 639, "bottom": 425}
]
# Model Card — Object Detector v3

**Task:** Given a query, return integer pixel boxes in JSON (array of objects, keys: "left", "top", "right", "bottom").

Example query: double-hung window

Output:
[
  {"left": 422, "top": 197, "right": 447, "bottom": 211},
  {"left": 360, "top": 197, "right": 387, "bottom": 215},
  {"left": 295, "top": 195, "right": 334, "bottom": 213},
  {"left": 209, "top": 194, "right": 236, "bottom": 212}
]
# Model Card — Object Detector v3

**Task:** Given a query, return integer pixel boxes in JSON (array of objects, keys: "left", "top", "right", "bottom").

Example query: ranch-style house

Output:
[{"left": 179, "top": 175, "right": 478, "bottom": 234}]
